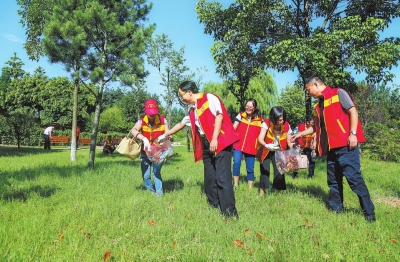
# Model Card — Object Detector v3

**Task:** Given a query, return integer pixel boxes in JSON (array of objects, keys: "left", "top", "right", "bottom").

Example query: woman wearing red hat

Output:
[{"left": 130, "top": 99, "right": 169, "bottom": 197}]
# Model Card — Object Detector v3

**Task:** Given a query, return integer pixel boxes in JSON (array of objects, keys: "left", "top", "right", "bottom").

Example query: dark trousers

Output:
[
  {"left": 43, "top": 134, "right": 51, "bottom": 150},
  {"left": 202, "top": 138, "right": 238, "bottom": 217},
  {"left": 260, "top": 151, "right": 286, "bottom": 190},
  {"left": 327, "top": 146, "right": 375, "bottom": 216}
]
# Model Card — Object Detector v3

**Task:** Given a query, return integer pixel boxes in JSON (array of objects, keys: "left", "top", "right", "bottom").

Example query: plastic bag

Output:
[
  {"left": 275, "top": 148, "right": 301, "bottom": 175},
  {"left": 146, "top": 140, "right": 174, "bottom": 164}
]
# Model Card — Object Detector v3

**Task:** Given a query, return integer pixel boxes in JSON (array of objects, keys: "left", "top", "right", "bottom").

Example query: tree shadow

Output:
[
  {"left": 2, "top": 185, "right": 60, "bottom": 202},
  {"left": 0, "top": 146, "right": 64, "bottom": 157}
]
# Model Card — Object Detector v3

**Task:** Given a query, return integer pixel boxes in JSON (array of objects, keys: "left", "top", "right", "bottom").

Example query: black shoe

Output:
[{"left": 365, "top": 215, "right": 376, "bottom": 223}]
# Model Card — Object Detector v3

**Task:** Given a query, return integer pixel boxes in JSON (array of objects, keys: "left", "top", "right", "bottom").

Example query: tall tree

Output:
[
  {"left": 18, "top": 0, "right": 154, "bottom": 168},
  {"left": 146, "top": 33, "right": 192, "bottom": 124},
  {"left": 277, "top": 83, "right": 306, "bottom": 129},
  {"left": 196, "top": 0, "right": 400, "bottom": 115}
]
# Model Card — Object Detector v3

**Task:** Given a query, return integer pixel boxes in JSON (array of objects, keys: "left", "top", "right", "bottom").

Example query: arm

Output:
[
  {"left": 233, "top": 120, "right": 240, "bottom": 130},
  {"left": 258, "top": 127, "right": 267, "bottom": 147},
  {"left": 347, "top": 106, "right": 358, "bottom": 150},
  {"left": 164, "top": 122, "right": 185, "bottom": 136},
  {"left": 210, "top": 114, "right": 223, "bottom": 152},
  {"left": 290, "top": 126, "right": 315, "bottom": 143}
]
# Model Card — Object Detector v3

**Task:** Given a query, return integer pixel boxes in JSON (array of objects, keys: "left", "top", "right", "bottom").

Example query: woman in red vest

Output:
[
  {"left": 130, "top": 99, "right": 170, "bottom": 197},
  {"left": 232, "top": 98, "right": 263, "bottom": 189},
  {"left": 257, "top": 106, "right": 294, "bottom": 196},
  {"left": 160, "top": 81, "right": 239, "bottom": 219}
]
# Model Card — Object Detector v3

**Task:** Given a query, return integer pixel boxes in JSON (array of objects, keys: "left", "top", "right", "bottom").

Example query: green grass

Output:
[{"left": 0, "top": 145, "right": 399, "bottom": 261}]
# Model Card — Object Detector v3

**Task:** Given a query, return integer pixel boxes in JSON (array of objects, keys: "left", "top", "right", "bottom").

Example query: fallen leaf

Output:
[
  {"left": 391, "top": 238, "right": 397, "bottom": 243},
  {"left": 233, "top": 240, "right": 244, "bottom": 248},
  {"left": 323, "top": 253, "right": 330, "bottom": 259},
  {"left": 104, "top": 251, "right": 112, "bottom": 261},
  {"left": 78, "top": 228, "right": 84, "bottom": 233},
  {"left": 340, "top": 226, "right": 345, "bottom": 229},
  {"left": 244, "top": 229, "right": 250, "bottom": 236},
  {"left": 256, "top": 232, "right": 267, "bottom": 240},
  {"left": 169, "top": 203, "right": 174, "bottom": 211},
  {"left": 187, "top": 213, "right": 192, "bottom": 219},
  {"left": 58, "top": 232, "right": 64, "bottom": 241},
  {"left": 172, "top": 240, "right": 177, "bottom": 249},
  {"left": 305, "top": 219, "right": 309, "bottom": 225},
  {"left": 84, "top": 232, "right": 92, "bottom": 238},
  {"left": 148, "top": 219, "right": 156, "bottom": 226}
]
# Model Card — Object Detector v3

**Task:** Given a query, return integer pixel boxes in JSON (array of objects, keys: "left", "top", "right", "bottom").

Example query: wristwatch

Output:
[{"left": 350, "top": 130, "right": 357, "bottom": 136}]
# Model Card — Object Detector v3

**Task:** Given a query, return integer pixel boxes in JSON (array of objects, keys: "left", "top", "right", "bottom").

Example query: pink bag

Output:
[{"left": 297, "top": 154, "right": 308, "bottom": 169}]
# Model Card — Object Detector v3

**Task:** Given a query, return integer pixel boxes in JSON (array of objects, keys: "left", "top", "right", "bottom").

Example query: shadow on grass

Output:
[
  {"left": 2, "top": 184, "right": 61, "bottom": 202},
  {"left": 0, "top": 145, "right": 66, "bottom": 157},
  {"left": 134, "top": 178, "right": 185, "bottom": 193}
]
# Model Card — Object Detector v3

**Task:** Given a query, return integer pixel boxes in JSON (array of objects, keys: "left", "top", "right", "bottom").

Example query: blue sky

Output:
[{"left": 1, "top": 0, "right": 399, "bottom": 96}]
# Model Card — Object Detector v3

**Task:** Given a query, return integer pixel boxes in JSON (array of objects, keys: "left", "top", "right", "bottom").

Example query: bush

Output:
[{"left": 363, "top": 123, "right": 400, "bottom": 162}]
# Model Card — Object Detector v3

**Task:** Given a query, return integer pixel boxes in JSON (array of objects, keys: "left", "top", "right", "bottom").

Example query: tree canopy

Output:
[{"left": 196, "top": 0, "right": 400, "bottom": 114}]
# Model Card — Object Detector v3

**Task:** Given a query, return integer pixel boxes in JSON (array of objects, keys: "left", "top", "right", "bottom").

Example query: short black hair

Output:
[
  {"left": 305, "top": 76, "right": 324, "bottom": 85},
  {"left": 306, "top": 114, "right": 314, "bottom": 122},
  {"left": 269, "top": 106, "right": 286, "bottom": 125},
  {"left": 178, "top": 81, "right": 199, "bottom": 93}
]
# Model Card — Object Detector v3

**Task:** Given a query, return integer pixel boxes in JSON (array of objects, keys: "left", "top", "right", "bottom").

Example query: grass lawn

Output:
[{"left": 0, "top": 145, "right": 399, "bottom": 261}]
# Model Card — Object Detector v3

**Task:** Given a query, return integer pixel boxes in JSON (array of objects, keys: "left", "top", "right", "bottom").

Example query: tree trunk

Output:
[
  {"left": 87, "top": 79, "right": 104, "bottom": 170},
  {"left": 70, "top": 71, "right": 79, "bottom": 161}
]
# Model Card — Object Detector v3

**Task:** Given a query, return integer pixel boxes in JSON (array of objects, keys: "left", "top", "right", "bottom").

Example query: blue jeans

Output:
[
  {"left": 327, "top": 146, "right": 375, "bottom": 216},
  {"left": 140, "top": 154, "right": 163, "bottom": 195},
  {"left": 232, "top": 149, "right": 255, "bottom": 181}
]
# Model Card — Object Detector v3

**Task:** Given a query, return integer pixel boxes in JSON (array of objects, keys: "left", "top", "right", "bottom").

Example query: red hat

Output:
[{"left": 144, "top": 99, "right": 159, "bottom": 115}]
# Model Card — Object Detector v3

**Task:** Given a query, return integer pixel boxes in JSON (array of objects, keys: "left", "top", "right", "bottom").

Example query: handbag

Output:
[
  {"left": 115, "top": 134, "right": 141, "bottom": 160},
  {"left": 297, "top": 154, "right": 309, "bottom": 169}
]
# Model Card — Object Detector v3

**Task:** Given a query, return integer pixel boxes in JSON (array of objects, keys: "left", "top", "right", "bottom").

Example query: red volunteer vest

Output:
[
  {"left": 257, "top": 119, "right": 290, "bottom": 162},
  {"left": 189, "top": 93, "right": 239, "bottom": 162},
  {"left": 314, "top": 86, "right": 366, "bottom": 155},
  {"left": 297, "top": 122, "right": 315, "bottom": 148},
  {"left": 141, "top": 114, "right": 166, "bottom": 143},
  {"left": 233, "top": 112, "right": 263, "bottom": 155}
]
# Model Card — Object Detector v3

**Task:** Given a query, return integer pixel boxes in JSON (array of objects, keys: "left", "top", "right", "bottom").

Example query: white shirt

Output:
[
  {"left": 180, "top": 93, "right": 222, "bottom": 135},
  {"left": 43, "top": 126, "right": 53, "bottom": 135},
  {"left": 261, "top": 122, "right": 292, "bottom": 145}
]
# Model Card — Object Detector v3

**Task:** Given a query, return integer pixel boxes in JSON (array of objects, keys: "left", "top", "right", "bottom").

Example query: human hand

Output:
[
  {"left": 289, "top": 134, "right": 300, "bottom": 143},
  {"left": 142, "top": 137, "right": 150, "bottom": 151},
  {"left": 158, "top": 134, "right": 166, "bottom": 144},
  {"left": 210, "top": 138, "right": 218, "bottom": 153},
  {"left": 265, "top": 143, "right": 279, "bottom": 151}
]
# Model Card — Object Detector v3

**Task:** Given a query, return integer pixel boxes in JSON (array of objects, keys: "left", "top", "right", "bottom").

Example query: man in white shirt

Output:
[{"left": 43, "top": 125, "right": 54, "bottom": 150}]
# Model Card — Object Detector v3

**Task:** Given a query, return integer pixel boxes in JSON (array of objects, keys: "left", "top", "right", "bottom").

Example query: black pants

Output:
[
  {"left": 202, "top": 138, "right": 238, "bottom": 217},
  {"left": 43, "top": 134, "right": 51, "bottom": 150},
  {"left": 260, "top": 151, "right": 286, "bottom": 190}
]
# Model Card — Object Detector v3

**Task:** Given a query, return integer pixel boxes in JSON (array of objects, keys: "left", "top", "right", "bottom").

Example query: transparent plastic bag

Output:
[
  {"left": 146, "top": 140, "right": 174, "bottom": 164},
  {"left": 275, "top": 148, "right": 301, "bottom": 175}
]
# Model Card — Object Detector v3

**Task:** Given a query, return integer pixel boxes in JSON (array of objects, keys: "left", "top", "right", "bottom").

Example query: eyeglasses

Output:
[{"left": 245, "top": 106, "right": 254, "bottom": 110}]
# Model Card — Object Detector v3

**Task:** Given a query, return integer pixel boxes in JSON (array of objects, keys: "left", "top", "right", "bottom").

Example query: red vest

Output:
[
  {"left": 189, "top": 93, "right": 239, "bottom": 162},
  {"left": 233, "top": 112, "right": 263, "bottom": 155},
  {"left": 297, "top": 122, "right": 315, "bottom": 148},
  {"left": 257, "top": 119, "right": 290, "bottom": 162},
  {"left": 314, "top": 86, "right": 366, "bottom": 155},
  {"left": 141, "top": 114, "right": 166, "bottom": 143}
]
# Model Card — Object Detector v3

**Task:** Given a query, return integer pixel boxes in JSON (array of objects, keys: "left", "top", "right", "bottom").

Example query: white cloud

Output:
[{"left": 1, "top": 33, "right": 24, "bottom": 43}]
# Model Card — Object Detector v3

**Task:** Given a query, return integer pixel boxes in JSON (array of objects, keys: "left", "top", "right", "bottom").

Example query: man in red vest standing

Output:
[
  {"left": 291, "top": 76, "right": 375, "bottom": 222},
  {"left": 159, "top": 81, "right": 240, "bottom": 220}
]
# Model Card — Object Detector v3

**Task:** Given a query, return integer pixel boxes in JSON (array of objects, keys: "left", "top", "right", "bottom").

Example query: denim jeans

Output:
[
  {"left": 140, "top": 154, "right": 163, "bottom": 195},
  {"left": 327, "top": 146, "right": 375, "bottom": 216},
  {"left": 232, "top": 149, "right": 255, "bottom": 181}
]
